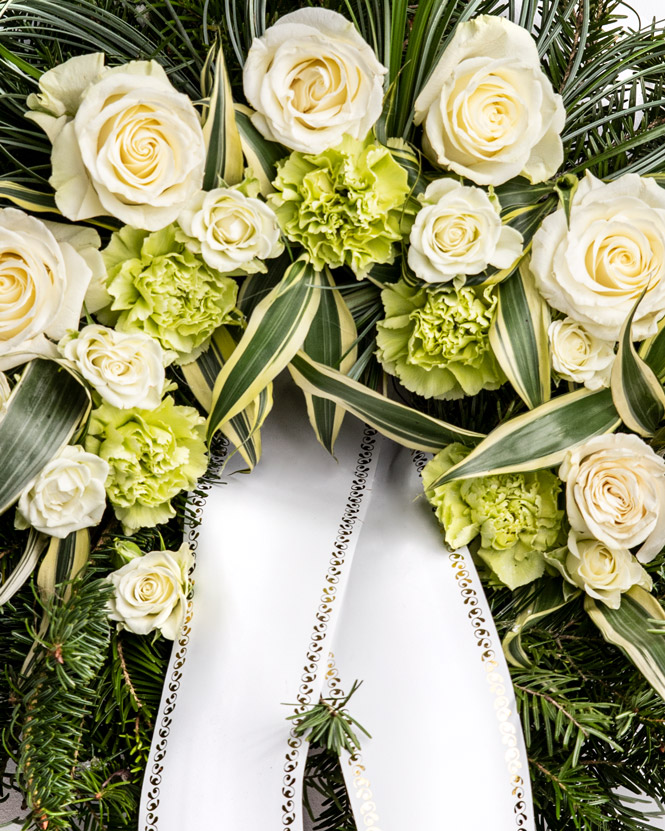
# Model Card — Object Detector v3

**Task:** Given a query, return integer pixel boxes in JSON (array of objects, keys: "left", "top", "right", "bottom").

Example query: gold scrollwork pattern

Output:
[
  {"left": 143, "top": 439, "right": 229, "bottom": 831},
  {"left": 411, "top": 450, "right": 530, "bottom": 831},
  {"left": 281, "top": 427, "right": 378, "bottom": 827}
]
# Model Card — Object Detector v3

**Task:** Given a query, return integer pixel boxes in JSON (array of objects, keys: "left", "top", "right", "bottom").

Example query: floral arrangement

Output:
[{"left": 1, "top": 1, "right": 665, "bottom": 830}]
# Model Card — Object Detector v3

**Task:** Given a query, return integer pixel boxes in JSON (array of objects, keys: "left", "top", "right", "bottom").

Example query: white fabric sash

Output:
[{"left": 140, "top": 378, "right": 533, "bottom": 831}]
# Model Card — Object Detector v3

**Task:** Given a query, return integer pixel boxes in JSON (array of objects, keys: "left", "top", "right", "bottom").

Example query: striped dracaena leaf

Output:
[
  {"left": 235, "top": 105, "right": 288, "bottom": 196},
  {"left": 490, "top": 261, "right": 551, "bottom": 410},
  {"left": 207, "top": 258, "right": 321, "bottom": 443},
  {"left": 300, "top": 269, "right": 358, "bottom": 454},
  {"left": 0, "top": 530, "right": 49, "bottom": 607},
  {"left": 586, "top": 587, "right": 665, "bottom": 700},
  {"left": 182, "top": 328, "right": 273, "bottom": 469},
  {"left": 36, "top": 529, "right": 90, "bottom": 600},
  {"left": 0, "top": 360, "right": 91, "bottom": 515},
  {"left": 426, "top": 387, "right": 621, "bottom": 488},
  {"left": 202, "top": 46, "right": 244, "bottom": 189},
  {"left": 0, "top": 181, "right": 58, "bottom": 213},
  {"left": 289, "top": 352, "right": 483, "bottom": 452},
  {"left": 612, "top": 293, "right": 665, "bottom": 437},
  {"left": 640, "top": 316, "right": 665, "bottom": 382}
]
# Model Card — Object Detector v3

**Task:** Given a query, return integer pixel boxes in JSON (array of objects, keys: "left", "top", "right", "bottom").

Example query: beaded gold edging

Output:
[
  {"left": 142, "top": 440, "right": 228, "bottom": 831},
  {"left": 281, "top": 426, "right": 378, "bottom": 827},
  {"left": 412, "top": 450, "right": 530, "bottom": 830}
]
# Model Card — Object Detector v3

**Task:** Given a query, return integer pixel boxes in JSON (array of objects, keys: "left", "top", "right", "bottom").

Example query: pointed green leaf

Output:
[
  {"left": 207, "top": 259, "right": 321, "bottom": 443},
  {"left": 640, "top": 315, "right": 665, "bottom": 382},
  {"left": 490, "top": 261, "right": 551, "bottom": 410},
  {"left": 0, "top": 530, "right": 49, "bottom": 606},
  {"left": 289, "top": 352, "right": 483, "bottom": 452},
  {"left": 203, "top": 46, "right": 244, "bottom": 189},
  {"left": 428, "top": 387, "right": 620, "bottom": 488},
  {"left": 37, "top": 529, "right": 90, "bottom": 600},
  {"left": 586, "top": 587, "right": 665, "bottom": 700},
  {"left": 0, "top": 360, "right": 91, "bottom": 514},
  {"left": 235, "top": 105, "right": 288, "bottom": 196},
  {"left": 0, "top": 182, "right": 58, "bottom": 213}
]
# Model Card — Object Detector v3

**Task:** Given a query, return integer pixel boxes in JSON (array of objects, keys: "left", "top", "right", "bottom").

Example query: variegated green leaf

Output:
[
  {"left": 207, "top": 258, "right": 321, "bottom": 443},
  {"left": 612, "top": 293, "right": 665, "bottom": 437},
  {"left": 237, "top": 250, "right": 292, "bottom": 319},
  {"left": 586, "top": 587, "right": 665, "bottom": 700},
  {"left": 503, "top": 579, "right": 578, "bottom": 668},
  {"left": 640, "top": 316, "right": 665, "bottom": 382},
  {"left": 0, "top": 181, "right": 58, "bottom": 213},
  {"left": 289, "top": 352, "right": 483, "bottom": 452},
  {"left": 0, "top": 360, "right": 91, "bottom": 514},
  {"left": 0, "top": 530, "right": 48, "bottom": 606},
  {"left": 490, "top": 261, "right": 551, "bottom": 410},
  {"left": 37, "top": 529, "right": 90, "bottom": 600},
  {"left": 202, "top": 46, "right": 244, "bottom": 189},
  {"left": 427, "top": 387, "right": 620, "bottom": 488},
  {"left": 300, "top": 269, "right": 358, "bottom": 453},
  {"left": 182, "top": 328, "right": 273, "bottom": 469},
  {"left": 235, "top": 105, "right": 288, "bottom": 196}
]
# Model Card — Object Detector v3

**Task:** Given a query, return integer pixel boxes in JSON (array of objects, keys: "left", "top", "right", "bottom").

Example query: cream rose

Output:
[
  {"left": 560, "top": 531, "right": 652, "bottom": 609},
  {"left": 27, "top": 54, "right": 206, "bottom": 231},
  {"left": 532, "top": 172, "right": 665, "bottom": 341},
  {"left": 408, "top": 179, "right": 523, "bottom": 283},
  {"left": 107, "top": 544, "right": 194, "bottom": 639},
  {"left": 15, "top": 445, "right": 109, "bottom": 538},
  {"left": 559, "top": 434, "right": 665, "bottom": 563},
  {"left": 414, "top": 15, "right": 565, "bottom": 186},
  {"left": 243, "top": 8, "right": 386, "bottom": 153},
  {"left": 60, "top": 325, "right": 165, "bottom": 410},
  {"left": 0, "top": 208, "right": 94, "bottom": 370},
  {"left": 177, "top": 188, "right": 283, "bottom": 273},
  {"left": 548, "top": 318, "right": 615, "bottom": 390}
]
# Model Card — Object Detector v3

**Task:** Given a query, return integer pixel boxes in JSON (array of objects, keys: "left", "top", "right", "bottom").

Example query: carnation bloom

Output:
[
  {"left": 375, "top": 280, "right": 505, "bottom": 399},
  {"left": 103, "top": 225, "right": 240, "bottom": 363},
  {"left": 269, "top": 135, "right": 410, "bottom": 278},
  {"left": 85, "top": 396, "right": 208, "bottom": 533},
  {"left": 423, "top": 443, "right": 563, "bottom": 589}
]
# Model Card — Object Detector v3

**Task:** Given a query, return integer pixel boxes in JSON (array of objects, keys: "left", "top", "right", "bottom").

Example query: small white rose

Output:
[
  {"left": 548, "top": 318, "right": 615, "bottom": 390},
  {"left": 60, "top": 325, "right": 165, "bottom": 410},
  {"left": 16, "top": 445, "right": 109, "bottom": 539},
  {"left": 0, "top": 208, "right": 93, "bottom": 370},
  {"left": 532, "top": 172, "right": 665, "bottom": 341},
  {"left": 408, "top": 179, "right": 523, "bottom": 283},
  {"left": 243, "top": 8, "right": 387, "bottom": 153},
  {"left": 559, "top": 434, "right": 665, "bottom": 563},
  {"left": 177, "top": 188, "right": 283, "bottom": 274},
  {"left": 107, "top": 544, "right": 194, "bottom": 639},
  {"left": 561, "top": 531, "right": 652, "bottom": 609},
  {"left": 414, "top": 15, "right": 565, "bottom": 186},
  {"left": 28, "top": 54, "right": 206, "bottom": 231}
]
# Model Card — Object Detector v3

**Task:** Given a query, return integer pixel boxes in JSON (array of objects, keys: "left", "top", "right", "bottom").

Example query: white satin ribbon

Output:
[{"left": 140, "top": 377, "right": 533, "bottom": 831}]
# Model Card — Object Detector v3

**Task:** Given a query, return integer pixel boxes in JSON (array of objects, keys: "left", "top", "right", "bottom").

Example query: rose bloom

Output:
[
  {"left": 107, "top": 544, "right": 194, "bottom": 639},
  {"left": 559, "top": 434, "right": 665, "bottom": 563},
  {"left": 60, "top": 324, "right": 165, "bottom": 410},
  {"left": 0, "top": 208, "right": 95, "bottom": 370},
  {"left": 560, "top": 531, "right": 651, "bottom": 609},
  {"left": 15, "top": 445, "right": 109, "bottom": 539},
  {"left": 548, "top": 318, "right": 615, "bottom": 390},
  {"left": 414, "top": 15, "right": 565, "bottom": 186},
  {"left": 408, "top": 179, "right": 523, "bottom": 284},
  {"left": 27, "top": 53, "right": 205, "bottom": 230},
  {"left": 177, "top": 188, "right": 283, "bottom": 274},
  {"left": 243, "top": 8, "right": 386, "bottom": 153},
  {"left": 532, "top": 172, "right": 665, "bottom": 341}
]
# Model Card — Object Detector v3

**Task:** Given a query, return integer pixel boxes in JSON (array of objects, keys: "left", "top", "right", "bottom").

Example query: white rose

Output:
[
  {"left": 107, "top": 544, "right": 194, "bottom": 639},
  {"left": 60, "top": 325, "right": 165, "bottom": 410},
  {"left": 559, "top": 434, "right": 665, "bottom": 563},
  {"left": 177, "top": 188, "right": 283, "bottom": 274},
  {"left": 408, "top": 179, "right": 523, "bottom": 283},
  {"left": 28, "top": 54, "right": 205, "bottom": 231},
  {"left": 15, "top": 445, "right": 109, "bottom": 539},
  {"left": 562, "top": 531, "right": 651, "bottom": 609},
  {"left": 548, "top": 318, "right": 615, "bottom": 390},
  {"left": 243, "top": 8, "right": 386, "bottom": 153},
  {"left": 414, "top": 15, "right": 565, "bottom": 186},
  {"left": 0, "top": 208, "right": 93, "bottom": 370},
  {"left": 532, "top": 172, "right": 665, "bottom": 341}
]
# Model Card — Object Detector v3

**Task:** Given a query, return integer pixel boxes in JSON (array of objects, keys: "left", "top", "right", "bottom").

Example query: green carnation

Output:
[
  {"left": 104, "top": 225, "right": 240, "bottom": 363},
  {"left": 269, "top": 135, "right": 410, "bottom": 278},
  {"left": 376, "top": 279, "right": 505, "bottom": 399},
  {"left": 423, "top": 444, "right": 563, "bottom": 590},
  {"left": 85, "top": 396, "right": 207, "bottom": 533}
]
